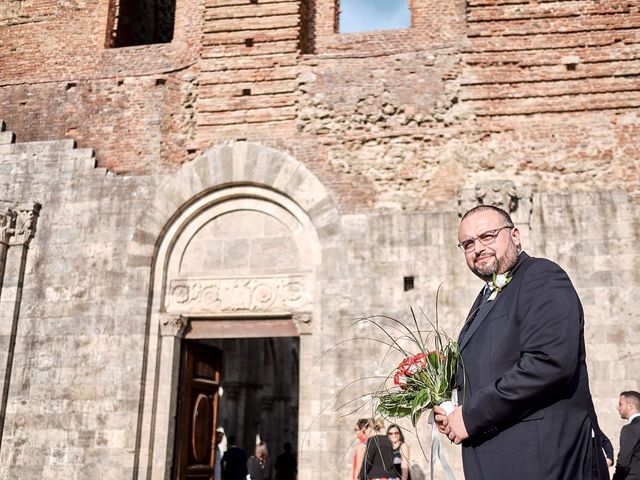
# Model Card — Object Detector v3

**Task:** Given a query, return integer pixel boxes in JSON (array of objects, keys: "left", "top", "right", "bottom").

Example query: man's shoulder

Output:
[
  {"left": 621, "top": 421, "right": 640, "bottom": 437},
  {"left": 518, "top": 253, "right": 569, "bottom": 278},
  {"left": 629, "top": 417, "right": 640, "bottom": 432}
]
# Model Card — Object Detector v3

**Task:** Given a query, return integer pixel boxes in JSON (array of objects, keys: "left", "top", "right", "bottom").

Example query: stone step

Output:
[{"left": 0, "top": 131, "right": 15, "bottom": 144}]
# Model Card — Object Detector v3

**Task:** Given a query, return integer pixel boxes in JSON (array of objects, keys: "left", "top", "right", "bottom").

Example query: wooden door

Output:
[{"left": 174, "top": 342, "right": 223, "bottom": 480}]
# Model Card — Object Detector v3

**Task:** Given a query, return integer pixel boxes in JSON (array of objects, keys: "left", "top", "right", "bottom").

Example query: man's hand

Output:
[
  {"left": 433, "top": 405, "right": 449, "bottom": 434},
  {"left": 434, "top": 405, "right": 469, "bottom": 445}
]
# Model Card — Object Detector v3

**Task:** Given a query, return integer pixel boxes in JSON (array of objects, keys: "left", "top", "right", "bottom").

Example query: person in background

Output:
[
  {"left": 359, "top": 418, "right": 398, "bottom": 480},
  {"left": 222, "top": 435, "right": 247, "bottom": 480},
  {"left": 613, "top": 391, "right": 640, "bottom": 480},
  {"left": 215, "top": 428, "right": 226, "bottom": 480},
  {"left": 352, "top": 418, "right": 373, "bottom": 480},
  {"left": 600, "top": 430, "right": 614, "bottom": 468},
  {"left": 274, "top": 442, "right": 297, "bottom": 480},
  {"left": 247, "top": 442, "right": 272, "bottom": 480},
  {"left": 387, "top": 424, "right": 410, "bottom": 480}
]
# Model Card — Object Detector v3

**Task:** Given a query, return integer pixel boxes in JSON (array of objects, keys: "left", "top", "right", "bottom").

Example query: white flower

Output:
[
  {"left": 494, "top": 274, "right": 509, "bottom": 289},
  {"left": 487, "top": 272, "right": 512, "bottom": 301}
]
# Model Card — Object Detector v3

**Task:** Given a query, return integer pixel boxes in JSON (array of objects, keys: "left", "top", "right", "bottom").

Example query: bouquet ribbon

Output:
[{"left": 427, "top": 401, "right": 457, "bottom": 480}]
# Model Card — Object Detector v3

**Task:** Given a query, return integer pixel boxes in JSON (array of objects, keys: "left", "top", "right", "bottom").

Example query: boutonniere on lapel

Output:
[{"left": 487, "top": 272, "right": 512, "bottom": 301}]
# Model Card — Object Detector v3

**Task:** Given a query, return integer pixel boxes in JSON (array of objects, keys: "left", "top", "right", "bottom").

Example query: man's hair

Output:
[
  {"left": 621, "top": 391, "right": 640, "bottom": 410},
  {"left": 461, "top": 205, "right": 514, "bottom": 227}
]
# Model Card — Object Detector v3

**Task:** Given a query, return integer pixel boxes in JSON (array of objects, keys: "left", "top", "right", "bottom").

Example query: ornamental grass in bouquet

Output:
[
  {"left": 373, "top": 306, "right": 460, "bottom": 427},
  {"left": 363, "top": 297, "right": 460, "bottom": 480}
]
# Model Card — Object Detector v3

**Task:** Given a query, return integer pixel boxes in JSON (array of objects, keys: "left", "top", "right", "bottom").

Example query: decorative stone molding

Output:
[
  {"left": 457, "top": 180, "right": 533, "bottom": 225},
  {"left": 292, "top": 312, "right": 313, "bottom": 335},
  {"left": 166, "top": 275, "right": 313, "bottom": 314},
  {"left": 0, "top": 209, "right": 15, "bottom": 245},
  {"left": 160, "top": 315, "right": 189, "bottom": 338},
  {"left": 5, "top": 203, "right": 41, "bottom": 246}
]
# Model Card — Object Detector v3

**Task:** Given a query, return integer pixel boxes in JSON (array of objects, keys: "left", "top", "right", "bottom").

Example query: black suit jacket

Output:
[
  {"left": 613, "top": 417, "right": 640, "bottom": 480},
  {"left": 456, "top": 252, "right": 609, "bottom": 480},
  {"left": 222, "top": 446, "right": 248, "bottom": 480}
]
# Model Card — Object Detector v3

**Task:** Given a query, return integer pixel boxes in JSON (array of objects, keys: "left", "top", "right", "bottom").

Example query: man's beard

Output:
[{"left": 471, "top": 240, "right": 519, "bottom": 281}]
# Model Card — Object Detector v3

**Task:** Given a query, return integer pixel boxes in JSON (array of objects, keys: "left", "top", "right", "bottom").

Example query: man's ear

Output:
[{"left": 510, "top": 226, "right": 521, "bottom": 247}]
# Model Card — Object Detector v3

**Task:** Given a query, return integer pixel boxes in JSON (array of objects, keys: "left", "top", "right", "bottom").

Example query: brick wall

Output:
[{"left": 0, "top": 0, "right": 638, "bottom": 207}]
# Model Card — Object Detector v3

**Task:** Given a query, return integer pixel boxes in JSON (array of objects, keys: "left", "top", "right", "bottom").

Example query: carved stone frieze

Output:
[
  {"left": 160, "top": 315, "right": 189, "bottom": 338},
  {"left": 166, "top": 275, "right": 313, "bottom": 314},
  {"left": 457, "top": 180, "right": 533, "bottom": 225}
]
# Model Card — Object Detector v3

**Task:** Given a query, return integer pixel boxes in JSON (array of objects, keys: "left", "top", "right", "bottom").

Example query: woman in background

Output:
[
  {"left": 387, "top": 424, "right": 410, "bottom": 480},
  {"left": 352, "top": 419, "right": 373, "bottom": 480},
  {"left": 247, "top": 442, "right": 272, "bottom": 480}
]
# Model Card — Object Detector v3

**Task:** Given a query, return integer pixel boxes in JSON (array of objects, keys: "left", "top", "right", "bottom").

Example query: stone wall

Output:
[
  {"left": 0, "top": 121, "right": 155, "bottom": 479},
  {"left": 0, "top": 0, "right": 639, "bottom": 478},
  {"left": 0, "top": 125, "right": 637, "bottom": 478}
]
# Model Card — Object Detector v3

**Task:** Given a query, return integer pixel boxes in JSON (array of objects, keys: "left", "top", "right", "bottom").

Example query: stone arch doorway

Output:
[{"left": 132, "top": 142, "right": 341, "bottom": 480}]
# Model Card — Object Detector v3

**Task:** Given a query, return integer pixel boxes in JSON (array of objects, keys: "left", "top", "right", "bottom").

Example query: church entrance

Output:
[
  {"left": 133, "top": 146, "right": 341, "bottom": 480},
  {"left": 173, "top": 333, "right": 299, "bottom": 480}
]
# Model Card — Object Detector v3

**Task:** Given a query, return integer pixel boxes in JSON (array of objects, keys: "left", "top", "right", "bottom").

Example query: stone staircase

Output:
[{"left": 0, "top": 120, "right": 105, "bottom": 175}]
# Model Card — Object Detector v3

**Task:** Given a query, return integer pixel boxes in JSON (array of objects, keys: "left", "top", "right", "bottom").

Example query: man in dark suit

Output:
[
  {"left": 434, "top": 205, "right": 609, "bottom": 480},
  {"left": 221, "top": 435, "right": 247, "bottom": 480},
  {"left": 613, "top": 391, "right": 640, "bottom": 480}
]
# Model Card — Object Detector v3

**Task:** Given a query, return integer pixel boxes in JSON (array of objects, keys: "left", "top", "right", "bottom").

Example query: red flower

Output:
[
  {"left": 394, "top": 371, "right": 408, "bottom": 389},
  {"left": 396, "top": 352, "right": 428, "bottom": 378}
]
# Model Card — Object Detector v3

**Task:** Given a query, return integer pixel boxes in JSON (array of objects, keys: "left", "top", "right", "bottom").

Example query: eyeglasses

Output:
[
  {"left": 458, "top": 226, "right": 513, "bottom": 253},
  {"left": 387, "top": 431, "right": 400, "bottom": 435}
]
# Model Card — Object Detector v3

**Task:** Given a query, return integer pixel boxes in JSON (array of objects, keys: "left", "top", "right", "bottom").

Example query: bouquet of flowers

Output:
[{"left": 374, "top": 308, "right": 460, "bottom": 426}]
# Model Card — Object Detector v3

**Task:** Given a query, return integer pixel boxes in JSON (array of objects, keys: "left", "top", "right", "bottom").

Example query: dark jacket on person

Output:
[
  {"left": 602, "top": 432, "right": 615, "bottom": 464},
  {"left": 613, "top": 416, "right": 640, "bottom": 480},
  {"left": 358, "top": 434, "right": 398, "bottom": 479},
  {"left": 456, "top": 252, "right": 609, "bottom": 480},
  {"left": 247, "top": 455, "right": 272, "bottom": 480},
  {"left": 274, "top": 451, "right": 297, "bottom": 480},
  {"left": 222, "top": 446, "right": 248, "bottom": 480}
]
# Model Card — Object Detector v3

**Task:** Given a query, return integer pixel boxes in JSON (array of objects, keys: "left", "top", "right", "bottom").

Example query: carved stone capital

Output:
[
  {"left": 292, "top": 312, "right": 313, "bottom": 335},
  {"left": 0, "top": 209, "right": 16, "bottom": 245},
  {"left": 457, "top": 180, "right": 533, "bottom": 225},
  {"left": 9, "top": 203, "right": 41, "bottom": 246},
  {"left": 160, "top": 315, "right": 189, "bottom": 338}
]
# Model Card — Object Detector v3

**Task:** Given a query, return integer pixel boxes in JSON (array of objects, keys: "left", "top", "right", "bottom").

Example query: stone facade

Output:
[{"left": 0, "top": 0, "right": 639, "bottom": 479}]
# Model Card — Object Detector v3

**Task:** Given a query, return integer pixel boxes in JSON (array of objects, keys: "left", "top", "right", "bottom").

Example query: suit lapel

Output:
[
  {"left": 459, "top": 252, "right": 531, "bottom": 352},
  {"left": 459, "top": 296, "right": 498, "bottom": 352}
]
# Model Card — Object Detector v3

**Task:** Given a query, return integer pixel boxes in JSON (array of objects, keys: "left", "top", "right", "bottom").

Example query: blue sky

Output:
[{"left": 340, "top": 0, "right": 411, "bottom": 33}]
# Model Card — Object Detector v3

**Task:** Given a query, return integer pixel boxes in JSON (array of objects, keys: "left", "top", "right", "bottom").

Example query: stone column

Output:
[
  {"left": 154, "top": 315, "right": 189, "bottom": 478},
  {"left": 0, "top": 203, "right": 40, "bottom": 450}
]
